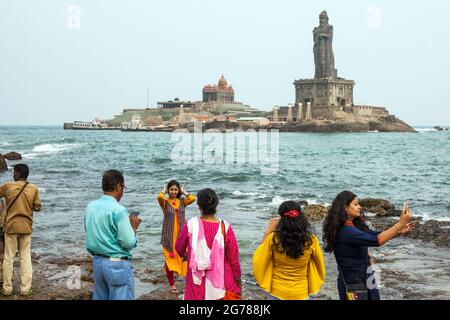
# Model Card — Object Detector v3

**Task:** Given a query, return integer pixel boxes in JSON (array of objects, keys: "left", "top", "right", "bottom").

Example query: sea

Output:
[{"left": 1, "top": 126, "right": 449, "bottom": 299}]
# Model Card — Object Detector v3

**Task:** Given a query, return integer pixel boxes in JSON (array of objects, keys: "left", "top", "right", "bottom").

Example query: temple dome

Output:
[{"left": 218, "top": 74, "right": 229, "bottom": 90}]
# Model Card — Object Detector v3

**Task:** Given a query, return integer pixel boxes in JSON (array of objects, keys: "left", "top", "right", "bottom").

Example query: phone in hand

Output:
[{"left": 130, "top": 210, "right": 141, "bottom": 216}]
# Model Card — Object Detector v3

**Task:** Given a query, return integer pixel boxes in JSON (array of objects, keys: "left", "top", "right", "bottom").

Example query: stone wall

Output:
[
  {"left": 353, "top": 105, "right": 389, "bottom": 121},
  {"left": 294, "top": 78, "right": 355, "bottom": 119}
]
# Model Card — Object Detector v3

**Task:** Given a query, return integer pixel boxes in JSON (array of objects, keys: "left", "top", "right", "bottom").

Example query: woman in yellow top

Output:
[
  {"left": 253, "top": 200, "right": 326, "bottom": 300},
  {"left": 158, "top": 180, "right": 195, "bottom": 294}
]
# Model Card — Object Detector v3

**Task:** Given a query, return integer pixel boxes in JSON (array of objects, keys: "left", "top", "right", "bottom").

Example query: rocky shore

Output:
[
  {"left": 179, "top": 116, "right": 416, "bottom": 133},
  {"left": 279, "top": 117, "right": 416, "bottom": 133},
  {"left": 0, "top": 198, "right": 447, "bottom": 300}
]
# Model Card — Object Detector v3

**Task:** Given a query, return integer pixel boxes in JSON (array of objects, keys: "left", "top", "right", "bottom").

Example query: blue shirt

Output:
[
  {"left": 84, "top": 195, "right": 138, "bottom": 259},
  {"left": 333, "top": 222, "right": 380, "bottom": 284}
]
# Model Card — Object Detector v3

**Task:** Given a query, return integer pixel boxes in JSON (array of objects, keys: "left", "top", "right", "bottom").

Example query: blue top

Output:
[
  {"left": 84, "top": 195, "right": 138, "bottom": 259},
  {"left": 333, "top": 222, "right": 381, "bottom": 285}
]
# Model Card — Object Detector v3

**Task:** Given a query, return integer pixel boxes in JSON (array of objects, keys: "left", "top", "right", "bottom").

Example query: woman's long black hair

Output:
[
  {"left": 322, "top": 190, "right": 369, "bottom": 253},
  {"left": 272, "top": 201, "right": 313, "bottom": 259},
  {"left": 167, "top": 180, "right": 182, "bottom": 198}
]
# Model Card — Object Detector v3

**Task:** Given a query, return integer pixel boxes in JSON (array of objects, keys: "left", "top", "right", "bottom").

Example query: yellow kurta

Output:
[
  {"left": 253, "top": 233, "right": 326, "bottom": 300},
  {"left": 158, "top": 192, "right": 195, "bottom": 276}
]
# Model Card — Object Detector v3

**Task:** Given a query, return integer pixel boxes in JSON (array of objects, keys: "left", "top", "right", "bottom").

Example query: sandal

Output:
[
  {"left": 21, "top": 289, "right": 33, "bottom": 296},
  {"left": 169, "top": 288, "right": 179, "bottom": 294},
  {"left": 1, "top": 288, "right": 12, "bottom": 296}
]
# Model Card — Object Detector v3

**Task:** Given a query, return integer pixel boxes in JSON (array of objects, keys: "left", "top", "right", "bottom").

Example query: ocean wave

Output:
[
  {"left": 270, "top": 195, "right": 288, "bottom": 207},
  {"left": 305, "top": 198, "right": 331, "bottom": 207},
  {"left": 147, "top": 156, "right": 172, "bottom": 164},
  {"left": 232, "top": 190, "right": 259, "bottom": 197},
  {"left": 0, "top": 142, "right": 11, "bottom": 147},
  {"left": 418, "top": 212, "right": 450, "bottom": 222},
  {"left": 23, "top": 143, "right": 79, "bottom": 158},
  {"left": 414, "top": 128, "right": 438, "bottom": 132}
]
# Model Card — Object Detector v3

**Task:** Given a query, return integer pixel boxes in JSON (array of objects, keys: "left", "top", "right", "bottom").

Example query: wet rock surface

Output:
[
  {"left": 360, "top": 198, "right": 397, "bottom": 217},
  {"left": 279, "top": 117, "right": 416, "bottom": 133},
  {"left": 303, "top": 204, "right": 328, "bottom": 222},
  {"left": 2, "top": 152, "right": 22, "bottom": 161},
  {"left": 0, "top": 254, "right": 93, "bottom": 300},
  {"left": 0, "top": 155, "right": 7, "bottom": 171}
]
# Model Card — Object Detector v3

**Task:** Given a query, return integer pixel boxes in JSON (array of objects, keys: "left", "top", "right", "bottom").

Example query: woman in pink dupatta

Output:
[{"left": 176, "top": 188, "right": 241, "bottom": 300}]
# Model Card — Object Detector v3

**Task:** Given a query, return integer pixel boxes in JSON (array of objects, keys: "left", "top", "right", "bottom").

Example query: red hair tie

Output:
[{"left": 283, "top": 210, "right": 300, "bottom": 218}]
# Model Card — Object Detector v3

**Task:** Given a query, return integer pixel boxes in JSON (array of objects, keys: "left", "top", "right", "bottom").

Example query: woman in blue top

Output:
[{"left": 323, "top": 191, "right": 415, "bottom": 300}]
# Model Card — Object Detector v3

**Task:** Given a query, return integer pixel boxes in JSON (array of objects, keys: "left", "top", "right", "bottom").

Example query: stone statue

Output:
[{"left": 313, "top": 11, "right": 336, "bottom": 79}]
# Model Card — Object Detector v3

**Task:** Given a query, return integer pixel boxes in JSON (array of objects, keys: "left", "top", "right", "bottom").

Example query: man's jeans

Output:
[{"left": 92, "top": 256, "right": 134, "bottom": 300}]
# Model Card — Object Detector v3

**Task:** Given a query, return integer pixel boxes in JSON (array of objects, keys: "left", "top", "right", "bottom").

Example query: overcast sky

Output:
[{"left": 1, "top": 0, "right": 449, "bottom": 126}]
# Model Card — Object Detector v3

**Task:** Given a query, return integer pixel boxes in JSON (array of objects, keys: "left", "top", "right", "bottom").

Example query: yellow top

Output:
[
  {"left": 252, "top": 233, "right": 326, "bottom": 300},
  {"left": 157, "top": 192, "right": 196, "bottom": 210},
  {"left": 157, "top": 192, "right": 196, "bottom": 276}
]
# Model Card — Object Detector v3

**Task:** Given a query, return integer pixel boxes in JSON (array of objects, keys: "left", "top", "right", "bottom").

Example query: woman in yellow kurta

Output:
[
  {"left": 253, "top": 200, "right": 326, "bottom": 300},
  {"left": 158, "top": 180, "right": 195, "bottom": 293}
]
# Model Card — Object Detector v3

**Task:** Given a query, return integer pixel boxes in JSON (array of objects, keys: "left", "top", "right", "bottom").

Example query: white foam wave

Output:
[
  {"left": 23, "top": 143, "right": 78, "bottom": 159},
  {"left": 269, "top": 196, "right": 330, "bottom": 208},
  {"left": 305, "top": 198, "right": 331, "bottom": 207},
  {"left": 0, "top": 142, "right": 11, "bottom": 147},
  {"left": 414, "top": 128, "right": 438, "bottom": 132},
  {"left": 232, "top": 190, "right": 259, "bottom": 197},
  {"left": 418, "top": 212, "right": 450, "bottom": 222},
  {"left": 270, "top": 195, "right": 288, "bottom": 207}
]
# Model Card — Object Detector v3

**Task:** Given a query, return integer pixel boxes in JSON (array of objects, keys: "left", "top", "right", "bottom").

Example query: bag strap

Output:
[
  {"left": 221, "top": 220, "right": 226, "bottom": 245},
  {"left": 337, "top": 262, "right": 367, "bottom": 290},
  {"left": 6, "top": 182, "right": 29, "bottom": 214},
  {"left": 221, "top": 220, "right": 228, "bottom": 263},
  {"left": 336, "top": 263, "right": 349, "bottom": 287}
]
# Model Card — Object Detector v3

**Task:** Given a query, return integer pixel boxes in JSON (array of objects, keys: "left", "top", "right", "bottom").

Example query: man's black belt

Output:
[{"left": 93, "top": 254, "right": 130, "bottom": 261}]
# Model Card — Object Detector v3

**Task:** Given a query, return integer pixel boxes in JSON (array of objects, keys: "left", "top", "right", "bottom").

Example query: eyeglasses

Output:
[{"left": 119, "top": 183, "right": 127, "bottom": 190}]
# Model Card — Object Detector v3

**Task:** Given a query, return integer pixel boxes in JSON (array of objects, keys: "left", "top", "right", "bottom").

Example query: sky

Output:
[{"left": 0, "top": 0, "right": 449, "bottom": 126}]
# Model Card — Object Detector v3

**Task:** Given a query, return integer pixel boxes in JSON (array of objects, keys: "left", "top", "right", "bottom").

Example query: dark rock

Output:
[
  {"left": 369, "top": 117, "right": 416, "bottom": 133},
  {"left": 360, "top": 198, "right": 393, "bottom": 210},
  {"left": 360, "top": 198, "right": 396, "bottom": 216},
  {"left": 2, "top": 152, "right": 22, "bottom": 160},
  {"left": 270, "top": 201, "right": 327, "bottom": 222},
  {"left": 0, "top": 155, "right": 7, "bottom": 171},
  {"left": 407, "top": 220, "right": 450, "bottom": 247},
  {"left": 282, "top": 120, "right": 370, "bottom": 133},
  {"left": 434, "top": 126, "right": 444, "bottom": 131},
  {"left": 303, "top": 204, "right": 328, "bottom": 222}
]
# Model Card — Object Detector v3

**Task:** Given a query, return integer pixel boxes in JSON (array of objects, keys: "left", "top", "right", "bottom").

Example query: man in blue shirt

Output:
[{"left": 84, "top": 170, "right": 142, "bottom": 300}]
